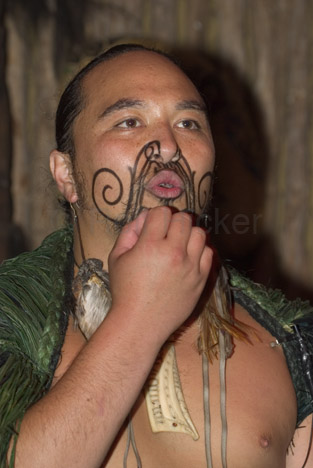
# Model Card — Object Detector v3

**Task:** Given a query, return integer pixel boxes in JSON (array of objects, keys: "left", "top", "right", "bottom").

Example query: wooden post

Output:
[{"left": 0, "top": 0, "right": 12, "bottom": 262}]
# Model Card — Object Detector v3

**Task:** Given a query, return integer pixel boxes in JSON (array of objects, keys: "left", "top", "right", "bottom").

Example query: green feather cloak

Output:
[
  {"left": 0, "top": 227, "right": 73, "bottom": 467},
  {"left": 0, "top": 227, "right": 312, "bottom": 466}
]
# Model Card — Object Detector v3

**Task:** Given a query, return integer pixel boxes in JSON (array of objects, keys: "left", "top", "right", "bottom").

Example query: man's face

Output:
[{"left": 72, "top": 50, "right": 215, "bottom": 230}]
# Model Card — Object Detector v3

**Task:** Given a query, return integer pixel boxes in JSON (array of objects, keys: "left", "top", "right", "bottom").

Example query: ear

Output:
[{"left": 50, "top": 150, "right": 78, "bottom": 203}]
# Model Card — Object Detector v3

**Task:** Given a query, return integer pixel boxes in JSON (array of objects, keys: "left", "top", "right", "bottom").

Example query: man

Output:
[{"left": 1, "top": 44, "right": 312, "bottom": 467}]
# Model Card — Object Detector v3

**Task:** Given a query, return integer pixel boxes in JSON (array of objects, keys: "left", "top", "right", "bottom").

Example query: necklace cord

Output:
[
  {"left": 203, "top": 352, "right": 213, "bottom": 468},
  {"left": 219, "top": 330, "right": 228, "bottom": 468},
  {"left": 123, "top": 418, "right": 142, "bottom": 468},
  {"left": 123, "top": 419, "right": 131, "bottom": 467}
]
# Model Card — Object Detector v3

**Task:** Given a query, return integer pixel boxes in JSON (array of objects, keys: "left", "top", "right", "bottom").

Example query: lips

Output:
[{"left": 145, "top": 170, "right": 184, "bottom": 199}]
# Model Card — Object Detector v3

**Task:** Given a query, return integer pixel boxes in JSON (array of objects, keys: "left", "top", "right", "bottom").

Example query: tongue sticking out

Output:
[{"left": 145, "top": 170, "right": 184, "bottom": 199}]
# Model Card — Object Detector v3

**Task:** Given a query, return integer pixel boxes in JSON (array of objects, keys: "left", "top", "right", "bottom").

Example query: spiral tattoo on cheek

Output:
[{"left": 92, "top": 140, "right": 213, "bottom": 230}]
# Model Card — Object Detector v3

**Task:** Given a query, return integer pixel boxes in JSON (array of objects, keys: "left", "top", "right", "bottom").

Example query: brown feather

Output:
[
  {"left": 72, "top": 259, "right": 111, "bottom": 340},
  {"left": 198, "top": 265, "right": 250, "bottom": 362}
]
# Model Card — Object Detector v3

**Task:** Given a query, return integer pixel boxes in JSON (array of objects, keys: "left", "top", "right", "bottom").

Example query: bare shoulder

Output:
[
  {"left": 233, "top": 303, "right": 313, "bottom": 468},
  {"left": 51, "top": 315, "right": 87, "bottom": 387}
]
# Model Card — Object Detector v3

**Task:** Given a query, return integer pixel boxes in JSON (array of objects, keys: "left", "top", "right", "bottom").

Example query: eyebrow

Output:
[
  {"left": 98, "top": 98, "right": 146, "bottom": 119},
  {"left": 175, "top": 99, "right": 207, "bottom": 113},
  {"left": 175, "top": 100, "right": 209, "bottom": 122},
  {"left": 98, "top": 98, "right": 208, "bottom": 120}
]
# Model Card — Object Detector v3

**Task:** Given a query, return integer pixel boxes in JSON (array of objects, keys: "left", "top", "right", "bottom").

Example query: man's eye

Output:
[
  {"left": 177, "top": 120, "right": 200, "bottom": 130},
  {"left": 116, "top": 118, "right": 140, "bottom": 128}
]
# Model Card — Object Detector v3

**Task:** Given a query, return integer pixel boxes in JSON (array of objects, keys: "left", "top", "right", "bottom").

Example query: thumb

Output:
[{"left": 111, "top": 209, "right": 149, "bottom": 259}]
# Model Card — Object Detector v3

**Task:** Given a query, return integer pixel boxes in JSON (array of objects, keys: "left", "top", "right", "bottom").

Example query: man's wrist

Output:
[{"left": 95, "top": 303, "right": 165, "bottom": 359}]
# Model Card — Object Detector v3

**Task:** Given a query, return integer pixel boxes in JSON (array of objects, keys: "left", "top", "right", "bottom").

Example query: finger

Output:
[
  {"left": 199, "top": 245, "right": 214, "bottom": 276},
  {"left": 166, "top": 211, "right": 193, "bottom": 250},
  {"left": 111, "top": 209, "right": 149, "bottom": 258},
  {"left": 139, "top": 206, "right": 172, "bottom": 241},
  {"left": 186, "top": 226, "right": 207, "bottom": 266}
]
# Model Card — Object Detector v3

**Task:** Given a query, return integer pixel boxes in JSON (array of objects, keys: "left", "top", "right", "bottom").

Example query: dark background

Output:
[{"left": 1, "top": 0, "right": 313, "bottom": 300}]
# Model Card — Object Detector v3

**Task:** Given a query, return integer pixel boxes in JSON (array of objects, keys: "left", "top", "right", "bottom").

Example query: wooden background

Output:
[{"left": 1, "top": 0, "right": 313, "bottom": 299}]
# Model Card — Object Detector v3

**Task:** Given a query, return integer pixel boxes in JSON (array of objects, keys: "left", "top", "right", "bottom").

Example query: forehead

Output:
[{"left": 81, "top": 50, "right": 203, "bottom": 106}]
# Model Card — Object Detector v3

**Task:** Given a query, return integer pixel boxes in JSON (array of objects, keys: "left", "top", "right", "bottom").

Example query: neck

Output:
[{"left": 73, "top": 214, "right": 117, "bottom": 271}]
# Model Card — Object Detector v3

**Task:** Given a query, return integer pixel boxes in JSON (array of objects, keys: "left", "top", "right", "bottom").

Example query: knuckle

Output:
[
  {"left": 169, "top": 246, "right": 185, "bottom": 265},
  {"left": 174, "top": 211, "right": 191, "bottom": 221},
  {"left": 172, "top": 211, "right": 192, "bottom": 226},
  {"left": 192, "top": 226, "right": 206, "bottom": 238},
  {"left": 152, "top": 206, "right": 171, "bottom": 218}
]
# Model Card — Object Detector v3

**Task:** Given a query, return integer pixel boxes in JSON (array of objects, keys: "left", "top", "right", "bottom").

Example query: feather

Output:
[
  {"left": 72, "top": 259, "right": 112, "bottom": 340},
  {"left": 198, "top": 264, "right": 250, "bottom": 363},
  {"left": 0, "top": 227, "right": 73, "bottom": 467},
  {"left": 229, "top": 266, "right": 313, "bottom": 425}
]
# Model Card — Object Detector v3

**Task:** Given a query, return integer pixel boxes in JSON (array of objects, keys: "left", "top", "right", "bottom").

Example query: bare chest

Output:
[{"left": 104, "top": 312, "right": 297, "bottom": 468}]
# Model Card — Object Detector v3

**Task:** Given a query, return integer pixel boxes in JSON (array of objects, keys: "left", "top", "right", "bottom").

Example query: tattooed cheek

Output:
[{"left": 91, "top": 140, "right": 213, "bottom": 227}]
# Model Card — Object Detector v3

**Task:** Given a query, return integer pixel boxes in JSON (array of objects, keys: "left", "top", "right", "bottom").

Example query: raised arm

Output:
[{"left": 11, "top": 207, "right": 212, "bottom": 468}]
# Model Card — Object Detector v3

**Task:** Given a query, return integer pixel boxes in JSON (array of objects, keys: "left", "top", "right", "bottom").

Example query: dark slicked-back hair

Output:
[{"left": 55, "top": 43, "right": 179, "bottom": 159}]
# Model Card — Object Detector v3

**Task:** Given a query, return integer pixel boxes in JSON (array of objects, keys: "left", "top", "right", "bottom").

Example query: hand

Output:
[{"left": 108, "top": 207, "right": 213, "bottom": 345}]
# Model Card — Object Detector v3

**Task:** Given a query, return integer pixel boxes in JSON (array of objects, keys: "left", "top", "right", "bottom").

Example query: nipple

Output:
[{"left": 259, "top": 434, "right": 271, "bottom": 449}]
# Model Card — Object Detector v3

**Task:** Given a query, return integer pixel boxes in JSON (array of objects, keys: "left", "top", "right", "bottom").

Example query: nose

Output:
[{"left": 157, "top": 124, "right": 180, "bottom": 163}]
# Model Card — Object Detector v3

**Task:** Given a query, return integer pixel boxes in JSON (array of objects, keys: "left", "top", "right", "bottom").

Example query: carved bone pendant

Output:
[{"left": 145, "top": 344, "right": 199, "bottom": 440}]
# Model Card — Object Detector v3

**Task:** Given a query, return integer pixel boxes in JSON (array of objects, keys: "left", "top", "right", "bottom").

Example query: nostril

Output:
[{"left": 159, "top": 145, "right": 181, "bottom": 163}]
